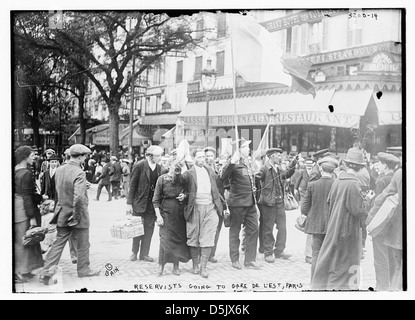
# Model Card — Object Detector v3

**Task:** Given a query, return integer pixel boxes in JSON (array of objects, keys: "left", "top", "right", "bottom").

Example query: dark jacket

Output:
[
  {"left": 367, "top": 169, "right": 402, "bottom": 249},
  {"left": 256, "top": 159, "right": 297, "bottom": 207},
  {"left": 374, "top": 172, "right": 394, "bottom": 197},
  {"left": 220, "top": 158, "right": 256, "bottom": 207},
  {"left": 294, "top": 169, "right": 310, "bottom": 191},
  {"left": 98, "top": 164, "right": 111, "bottom": 185},
  {"left": 51, "top": 160, "right": 90, "bottom": 229},
  {"left": 109, "top": 161, "right": 122, "bottom": 182},
  {"left": 301, "top": 176, "right": 335, "bottom": 235},
  {"left": 181, "top": 165, "right": 224, "bottom": 221},
  {"left": 41, "top": 169, "right": 57, "bottom": 200},
  {"left": 309, "top": 164, "right": 322, "bottom": 182},
  {"left": 127, "top": 159, "right": 162, "bottom": 214}
]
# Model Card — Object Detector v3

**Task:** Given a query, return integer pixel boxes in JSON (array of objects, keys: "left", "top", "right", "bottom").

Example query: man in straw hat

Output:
[
  {"left": 366, "top": 152, "right": 401, "bottom": 291},
  {"left": 311, "top": 147, "right": 375, "bottom": 290},
  {"left": 127, "top": 145, "right": 164, "bottom": 262},
  {"left": 39, "top": 144, "right": 100, "bottom": 284},
  {"left": 221, "top": 137, "right": 261, "bottom": 270},
  {"left": 301, "top": 156, "right": 338, "bottom": 282}
]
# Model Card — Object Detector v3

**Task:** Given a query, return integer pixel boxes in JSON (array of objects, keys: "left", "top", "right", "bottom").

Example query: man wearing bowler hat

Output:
[
  {"left": 221, "top": 138, "right": 261, "bottom": 270},
  {"left": 256, "top": 148, "right": 298, "bottom": 263},
  {"left": 39, "top": 144, "right": 100, "bottom": 284},
  {"left": 311, "top": 147, "right": 374, "bottom": 290},
  {"left": 366, "top": 151, "right": 401, "bottom": 291}
]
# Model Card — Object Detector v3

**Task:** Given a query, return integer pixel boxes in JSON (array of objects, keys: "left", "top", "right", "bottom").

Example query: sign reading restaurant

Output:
[{"left": 179, "top": 112, "right": 360, "bottom": 129}]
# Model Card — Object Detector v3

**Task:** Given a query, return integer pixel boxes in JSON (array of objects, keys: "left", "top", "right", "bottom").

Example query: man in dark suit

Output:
[
  {"left": 39, "top": 144, "right": 100, "bottom": 284},
  {"left": 109, "top": 156, "right": 122, "bottom": 199},
  {"left": 127, "top": 145, "right": 163, "bottom": 262},
  {"left": 176, "top": 149, "right": 223, "bottom": 278},
  {"left": 256, "top": 148, "right": 297, "bottom": 263},
  {"left": 220, "top": 138, "right": 261, "bottom": 270}
]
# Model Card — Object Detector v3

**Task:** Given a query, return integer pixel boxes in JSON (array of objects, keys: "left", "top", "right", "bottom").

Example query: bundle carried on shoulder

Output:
[{"left": 22, "top": 226, "right": 48, "bottom": 246}]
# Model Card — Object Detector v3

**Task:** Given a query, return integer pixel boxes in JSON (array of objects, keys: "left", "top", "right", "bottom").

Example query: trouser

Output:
[
  {"left": 373, "top": 236, "right": 390, "bottom": 291},
  {"left": 387, "top": 246, "right": 403, "bottom": 291},
  {"left": 69, "top": 233, "right": 77, "bottom": 261},
  {"left": 229, "top": 205, "right": 259, "bottom": 264},
  {"left": 132, "top": 204, "right": 156, "bottom": 258},
  {"left": 41, "top": 227, "right": 91, "bottom": 277},
  {"left": 259, "top": 203, "right": 287, "bottom": 257},
  {"left": 96, "top": 184, "right": 112, "bottom": 200},
  {"left": 210, "top": 214, "right": 224, "bottom": 259},
  {"left": 111, "top": 181, "right": 120, "bottom": 198},
  {"left": 311, "top": 234, "right": 325, "bottom": 282},
  {"left": 305, "top": 234, "right": 313, "bottom": 258}
]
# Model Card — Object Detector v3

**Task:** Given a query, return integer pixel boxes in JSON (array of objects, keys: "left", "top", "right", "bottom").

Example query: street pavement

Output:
[{"left": 15, "top": 184, "right": 376, "bottom": 294}]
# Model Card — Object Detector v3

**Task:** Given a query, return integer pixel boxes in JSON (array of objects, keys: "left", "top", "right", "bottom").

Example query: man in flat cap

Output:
[
  {"left": 127, "top": 145, "right": 164, "bottom": 262},
  {"left": 301, "top": 156, "right": 338, "bottom": 282},
  {"left": 109, "top": 156, "right": 122, "bottom": 200},
  {"left": 40, "top": 144, "right": 100, "bottom": 284},
  {"left": 175, "top": 149, "right": 223, "bottom": 278},
  {"left": 256, "top": 148, "right": 298, "bottom": 263},
  {"left": 366, "top": 151, "right": 401, "bottom": 291},
  {"left": 221, "top": 138, "right": 261, "bottom": 270}
]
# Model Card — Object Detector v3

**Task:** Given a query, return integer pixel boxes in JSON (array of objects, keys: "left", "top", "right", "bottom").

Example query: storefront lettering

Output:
[
  {"left": 261, "top": 9, "right": 347, "bottom": 32},
  {"left": 305, "top": 41, "right": 400, "bottom": 64},
  {"left": 179, "top": 112, "right": 360, "bottom": 128}
]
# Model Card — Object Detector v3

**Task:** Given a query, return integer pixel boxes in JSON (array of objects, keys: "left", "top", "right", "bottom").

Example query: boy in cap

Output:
[
  {"left": 256, "top": 148, "right": 298, "bottom": 262},
  {"left": 301, "top": 156, "right": 338, "bottom": 282},
  {"left": 40, "top": 144, "right": 100, "bottom": 283},
  {"left": 127, "top": 145, "right": 164, "bottom": 262},
  {"left": 366, "top": 151, "right": 401, "bottom": 291}
]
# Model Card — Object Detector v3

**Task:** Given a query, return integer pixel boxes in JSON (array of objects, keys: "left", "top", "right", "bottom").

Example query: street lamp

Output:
[{"left": 200, "top": 59, "right": 217, "bottom": 147}]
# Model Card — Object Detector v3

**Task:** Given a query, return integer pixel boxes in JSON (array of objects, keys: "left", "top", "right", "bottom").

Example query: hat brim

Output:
[{"left": 344, "top": 158, "right": 365, "bottom": 166}]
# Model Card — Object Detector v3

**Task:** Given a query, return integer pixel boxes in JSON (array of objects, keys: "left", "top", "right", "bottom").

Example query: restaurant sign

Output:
[{"left": 179, "top": 112, "right": 360, "bottom": 128}]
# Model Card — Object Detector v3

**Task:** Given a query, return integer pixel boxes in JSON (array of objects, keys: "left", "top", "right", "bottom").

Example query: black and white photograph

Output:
[{"left": 5, "top": 1, "right": 411, "bottom": 300}]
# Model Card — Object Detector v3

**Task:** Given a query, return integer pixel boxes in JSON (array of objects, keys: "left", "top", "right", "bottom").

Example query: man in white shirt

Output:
[{"left": 176, "top": 149, "right": 223, "bottom": 278}]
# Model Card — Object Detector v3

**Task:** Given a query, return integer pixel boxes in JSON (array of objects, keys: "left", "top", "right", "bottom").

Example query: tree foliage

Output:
[{"left": 14, "top": 11, "right": 198, "bottom": 154}]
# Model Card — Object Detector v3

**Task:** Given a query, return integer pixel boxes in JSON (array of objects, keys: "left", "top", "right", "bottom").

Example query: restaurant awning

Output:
[
  {"left": 371, "top": 91, "right": 402, "bottom": 125},
  {"left": 178, "top": 88, "right": 401, "bottom": 129}
]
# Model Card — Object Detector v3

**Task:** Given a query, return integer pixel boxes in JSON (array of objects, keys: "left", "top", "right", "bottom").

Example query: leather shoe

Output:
[
  {"left": 244, "top": 261, "right": 261, "bottom": 269},
  {"left": 208, "top": 257, "right": 218, "bottom": 263},
  {"left": 140, "top": 255, "right": 154, "bottom": 262},
  {"left": 71, "top": 258, "right": 77, "bottom": 264},
  {"left": 78, "top": 268, "right": 101, "bottom": 278},
  {"left": 305, "top": 256, "right": 312, "bottom": 264},
  {"left": 130, "top": 253, "right": 138, "bottom": 261},
  {"left": 275, "top": 252, "right": 292, "bottom": 260},
  {"left": 265, "top": 255, "right": 275, "bottom": 263},
  {"left": 231, "top": 261, "right": 242, "bottom": 270}
]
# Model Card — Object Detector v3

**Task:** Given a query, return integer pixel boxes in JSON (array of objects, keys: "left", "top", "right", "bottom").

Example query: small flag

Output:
[{"left": 256, "top": 121, "right": 270, "bottom": 154}]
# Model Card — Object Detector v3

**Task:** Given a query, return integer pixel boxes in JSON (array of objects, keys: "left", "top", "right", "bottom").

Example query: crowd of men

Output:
[{"left": 25, "top": 139, "right": 403, "bottom": 291}]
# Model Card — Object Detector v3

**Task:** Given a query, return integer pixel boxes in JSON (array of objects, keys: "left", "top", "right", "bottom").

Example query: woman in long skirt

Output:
[
  {"left": 14, "top": 146, "right": 44, "bottom": 284},
  {"left": 153, "top": 161, "right": 191, "bottom": 276}
]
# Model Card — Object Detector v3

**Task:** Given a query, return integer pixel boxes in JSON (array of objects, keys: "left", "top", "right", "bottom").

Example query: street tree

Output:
[{"left": 14, "top": 11, "right": 199, "bottom": 154}]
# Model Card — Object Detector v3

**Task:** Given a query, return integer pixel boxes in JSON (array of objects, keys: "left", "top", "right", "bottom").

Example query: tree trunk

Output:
[
  {"left": 108, "top": 99, "right": 121, "bottom": 156},
  {"left": 78, "top": 88, "right": 87, "bottom": 145}
]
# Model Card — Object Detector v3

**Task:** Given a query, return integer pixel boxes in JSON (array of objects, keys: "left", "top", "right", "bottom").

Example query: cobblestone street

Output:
[{"left": 15, "top": 184, "right": 376, "bottom": 295}]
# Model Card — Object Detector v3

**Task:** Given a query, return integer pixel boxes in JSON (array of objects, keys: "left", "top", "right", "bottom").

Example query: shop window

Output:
[
  {"left": 176, "top": 60, "right": 183, "bottom": 83},
  {"left": 347, "top": 16, "right": 363, "bottom": 47},
  {"left": 216, "top": 51, "right": 225, "bottom": 77},
  {"left": 217, "top": 13, "right": 226, "bottom": 38},
  {"left": 194, "top": 56, "right": 203, "bottom": 80}
]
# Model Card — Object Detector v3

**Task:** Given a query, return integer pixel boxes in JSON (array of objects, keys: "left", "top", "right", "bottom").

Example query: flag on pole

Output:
[
  {"left": 256, "top": 121, "right": 270, "bottom": 154},
  {"left": 229, "top": 13, "right": 316, "bottom": 98},
  {"left": 230, "top": 13, "right": 292, "bottom": 86}
]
